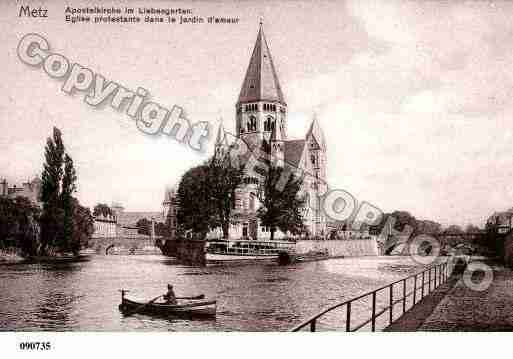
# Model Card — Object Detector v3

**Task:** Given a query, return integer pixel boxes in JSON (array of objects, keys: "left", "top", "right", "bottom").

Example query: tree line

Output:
[
  {"left": 0, "top": 127, "right": 94, "bottom": 257},
  {"left": 175, "top": 148, "right": 306, "bottom": 241}
]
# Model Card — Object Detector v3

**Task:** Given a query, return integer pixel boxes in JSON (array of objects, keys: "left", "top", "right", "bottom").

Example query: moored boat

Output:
[
  {"left": 119, "top": 296, "right": 217, "bottom": 317},
  {"left": 206, "top": 239, "right": 295, "bottom": 264}
]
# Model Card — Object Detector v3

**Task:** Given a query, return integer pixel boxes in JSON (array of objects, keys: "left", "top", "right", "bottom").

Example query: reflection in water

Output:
[{"left": 0, "top": 255, "right": 427, "bottom": 331}]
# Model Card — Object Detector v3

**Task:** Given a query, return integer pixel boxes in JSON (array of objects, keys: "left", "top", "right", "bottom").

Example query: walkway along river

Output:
[{"left": 0, "top": 255, "right": 431, "bottom": 331}]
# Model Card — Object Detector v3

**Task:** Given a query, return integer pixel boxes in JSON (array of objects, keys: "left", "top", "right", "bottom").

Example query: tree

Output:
[
  {"left": 0, "top": 196, "right": 17, "bottom": 246},
  {"left": 40, "top": 127, "right": 65, "bottom": 254},
  {"left": 207, "top": 154, "right": 244, "bottom": 239},
  {"left": 370, "top": 211, "right": 418, "bottom": 237},
  {"left": 39, "top": 127, "right": 88, "bottom": 255},
  {"left": 444, "top": 225, "right": 464, "bottom": 235},
  {"left": 0, "top": 196, "right": 40, "bottom": 256},
  {"left": 61, "top": 154, "right": 77, "bottom": 252},
  {"left": 93, "top": 203, "right": 113, "bottom": 218},
  {"left": 136, "top": 218, "right": 151, "bottom": 236},
  {"left": 155, "top": 222, "right": 170, "bottom": 237},
  {"left": 257, "top": 165, "right": 306, "bottom": 241},
  {"left": 465, "top": 224, "right": 481, "bottom": 233},
  {"left": 416, "top": 220, "right": 442, "bottom": 236},
  {"left": 176, "top": 165, "right": 215, "bottom": 239},
  {"left": 70, "top": 198, "right": 94, "bottom": 255}
]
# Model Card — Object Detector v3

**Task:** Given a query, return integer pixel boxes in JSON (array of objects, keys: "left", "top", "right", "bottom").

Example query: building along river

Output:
[{"left": 0, "top": 255, "right": 431, "bottom": 331}]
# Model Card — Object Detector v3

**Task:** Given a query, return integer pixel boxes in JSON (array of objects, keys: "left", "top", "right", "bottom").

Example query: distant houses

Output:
[
  {"left": 0, "top": 177, "right": 42, "bottom": 206},
  {"left": 486, "top": 210, "right": 513, "bottom": 234},
  {"left": 91, "top": 202, "right": 164, "bottom": 239}
]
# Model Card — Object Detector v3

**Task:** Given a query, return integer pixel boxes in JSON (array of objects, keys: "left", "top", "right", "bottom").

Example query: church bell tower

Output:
[{"left": 236, "top": 23, "right": 287, "bottom": 152}]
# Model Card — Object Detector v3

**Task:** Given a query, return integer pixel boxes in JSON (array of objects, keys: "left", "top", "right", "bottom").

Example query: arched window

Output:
[
  {"left": 247, "top": 116, "right": 257, "bottom": 132},
  {"left": 264, "top": 116, "right": 274, "bottom": 132}
]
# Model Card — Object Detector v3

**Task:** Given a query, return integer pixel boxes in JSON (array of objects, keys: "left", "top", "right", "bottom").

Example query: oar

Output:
[
  {"left": 175, "top": 294, "right": 205, "bottom": 300},
  {"left": 123, "top": 294, "right": 163, "bottom": 316}
]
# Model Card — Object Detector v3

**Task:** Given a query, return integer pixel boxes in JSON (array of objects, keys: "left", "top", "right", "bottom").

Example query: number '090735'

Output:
[{"left": 19, "top": 342, "right": 52, "bottom": 350}]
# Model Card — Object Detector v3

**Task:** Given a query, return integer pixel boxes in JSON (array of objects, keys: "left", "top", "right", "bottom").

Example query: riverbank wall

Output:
[
  {"left": 160, "top": 237, "right": 379, "bottom": 266},
  {"left": 159, "top": 239, "right": 206, "bottom": 266},
  {"left": 295, "top": 238, "right": 379, "bottom": 257}
]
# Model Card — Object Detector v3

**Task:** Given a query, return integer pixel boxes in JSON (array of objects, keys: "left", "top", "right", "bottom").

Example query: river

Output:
[{"left": 0, "top": 255, "right": 430, "bottom": 331}]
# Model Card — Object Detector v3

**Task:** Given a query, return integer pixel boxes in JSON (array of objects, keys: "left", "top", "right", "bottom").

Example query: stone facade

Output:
[
  {"left": 92, "top": 203, "right": 163, "bottom": 239},
  {"left": 164, "top": 25, "right": 329, "bottom": 240},
  {"left": 162, "top": 187, "right": 178, "bottom": 239},
  {"left": 221, "top": 24, "right": 328, "bottom": 239},
  {"left": 92, "top": 214, "right": 117, "bottom": 238}
]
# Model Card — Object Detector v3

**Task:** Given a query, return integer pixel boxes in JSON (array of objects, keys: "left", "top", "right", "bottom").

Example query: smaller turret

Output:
[
  {"left": 270, "top": 124, "right": 284, "bottom": 167},
  {"left": 214, "top": 119, "right": 229, "bottom": 159}
]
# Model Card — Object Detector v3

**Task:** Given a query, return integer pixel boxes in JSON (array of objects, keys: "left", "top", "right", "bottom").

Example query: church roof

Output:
[
  {"left": 238, "top": 24, "right": 285, "bottom": 105},
  {"left": 306, "top": 116, "right": 326, "bottom": 151},
  {"left": 284, "top": 139, "right": 306, "bottom": 167}
]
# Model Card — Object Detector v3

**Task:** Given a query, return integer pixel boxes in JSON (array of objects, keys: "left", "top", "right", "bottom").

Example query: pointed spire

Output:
[
  {"left": 306, "top": 114, "right": 326, "bottom": 151},
  {"left": 215, "top": 119, "right": 225, "bottom": 145},
  {"left": 238, "top": 23, "right": 285, "bottom": 105}
]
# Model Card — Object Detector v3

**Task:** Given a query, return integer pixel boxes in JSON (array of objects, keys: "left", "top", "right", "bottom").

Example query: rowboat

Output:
[{"left": 119, "top": 297, "right": 217, "bottom": 318}]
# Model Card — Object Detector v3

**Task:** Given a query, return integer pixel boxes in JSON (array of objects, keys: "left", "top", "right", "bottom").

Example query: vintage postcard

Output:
[{"left": 1, "top": 0, "right": 512, "bottom": 357}]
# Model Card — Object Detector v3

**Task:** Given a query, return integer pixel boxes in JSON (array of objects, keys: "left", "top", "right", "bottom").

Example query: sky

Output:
[{"left": 1, "top": 0, "right": 513, "bottom": 227}]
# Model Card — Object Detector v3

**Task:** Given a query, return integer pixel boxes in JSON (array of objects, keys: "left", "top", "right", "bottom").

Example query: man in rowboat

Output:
[{"left": 163, "top": 284, "right": 177, "bottom": 305}]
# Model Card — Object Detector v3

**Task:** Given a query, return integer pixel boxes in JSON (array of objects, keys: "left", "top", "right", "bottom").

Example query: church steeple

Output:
[
  {"left": 235, "top": 24, "right": 288, "bottom": 151},
  {"left": 306, "top": 114, "right": 326, "bottom": 151},
  {"left": 270, "top": 122, "right": 284, "bottom": 167},
  {"left": 214, "top": 119, "right": 228, "bottom": 158},
  {"left": 237, "top": 23, "right": 285, "bottom": 105}
]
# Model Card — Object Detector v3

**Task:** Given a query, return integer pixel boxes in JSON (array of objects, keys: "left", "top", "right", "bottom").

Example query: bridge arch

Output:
[{"left": 105, "top": 244, "right": 116, "bottom": 255}]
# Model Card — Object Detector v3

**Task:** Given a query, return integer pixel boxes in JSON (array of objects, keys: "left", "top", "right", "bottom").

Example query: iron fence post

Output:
[
  {"left": 371, "top": 291, "right": 376, "bottom": 332},
  {"left": 389, "top": 284, "right": 393, "bottom": 325},
  {"left": 421, "top": 271, "right": 425, "bottom": 298},
  {"left": 413, "top": 274, "right": 417, "bottom": 304},
  {"left": 402, "top": 278, "right": 406, "bottom": 313},
  {"left": 428, "top": 267, "right": 432, "bottom": 293},
  {"left": 434, "top": 266, "right": 437, "bottom": 288},
  {"left": 310, "top": 319, "right": 316, "bottom": 332},
  {"left": 346, "top": 302, "right": 351, "bottom": 332}
]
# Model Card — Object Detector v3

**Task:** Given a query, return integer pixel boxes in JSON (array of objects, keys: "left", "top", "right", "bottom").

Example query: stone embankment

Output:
[{"left": 386, "top": 260, "right": 513, "bottom": 331}]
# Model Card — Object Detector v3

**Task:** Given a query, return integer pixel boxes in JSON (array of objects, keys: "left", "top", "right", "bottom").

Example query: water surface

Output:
[{"left": 0, "top": 255, "right": 428, "bottom": 331}]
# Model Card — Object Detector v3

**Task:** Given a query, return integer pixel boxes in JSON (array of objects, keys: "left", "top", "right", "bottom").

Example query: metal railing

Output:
[{"left": 291, "top": 260, "right": 451, "bottom": 332}]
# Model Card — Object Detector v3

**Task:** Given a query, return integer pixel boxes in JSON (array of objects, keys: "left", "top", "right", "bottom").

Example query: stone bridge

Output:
[
  {"left": 88, "top": 236, "right": 163, "bottom": 255},
  {"left": 382, "top": 232, "right": 488, "bottom": 256}
]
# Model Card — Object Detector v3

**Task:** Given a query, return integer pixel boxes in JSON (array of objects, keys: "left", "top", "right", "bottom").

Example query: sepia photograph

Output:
[{"left": 1, "top": 0, "right": 513, "bottom": 357}]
